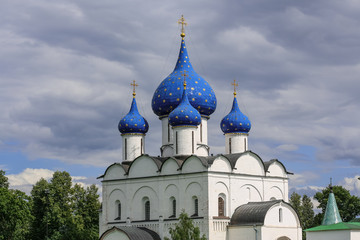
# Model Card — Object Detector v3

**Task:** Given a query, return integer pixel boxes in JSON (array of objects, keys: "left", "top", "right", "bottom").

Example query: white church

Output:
[{"left": 98, "top": 16, "right": 302, "bottom": 240}]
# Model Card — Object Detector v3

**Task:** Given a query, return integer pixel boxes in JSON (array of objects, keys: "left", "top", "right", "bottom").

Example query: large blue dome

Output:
[
  {"left": 221, "top": 97, "right": 251, "bottom": 134},
  {"left": 169, "top": 89, "right": 201, "bottom": 127},
  {"left": 118, "top": 97, "right": 149, "bottom": 134},
  {"left": 152, "top": 38, "right": 217, "bottom": 117}
]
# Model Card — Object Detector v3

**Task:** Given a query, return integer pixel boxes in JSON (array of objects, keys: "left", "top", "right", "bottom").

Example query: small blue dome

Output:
[
  {"left": 152, "top": 38, "right": 217, "bottom": 117},
  {"left": 118, "top": 97, "right": 149, "bottom": 134},
  {"left": 221, "top": 97, "right": 251, "bottom": 134},
  {"left": 169, "top": 89, "right": 201, "bottom": 127}
]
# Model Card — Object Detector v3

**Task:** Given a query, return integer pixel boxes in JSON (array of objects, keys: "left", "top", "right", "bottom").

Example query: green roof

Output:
[
  {"left": 322, "top": 192, "right": 342, "bottom": 225},
  {"left": 305, "top": 221, "right": 360, "bottom": 232}
]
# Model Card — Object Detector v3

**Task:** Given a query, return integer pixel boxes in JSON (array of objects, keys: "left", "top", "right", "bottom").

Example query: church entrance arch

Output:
[{"left": 277, "top": 237, "right": 290, "bottom": 240}]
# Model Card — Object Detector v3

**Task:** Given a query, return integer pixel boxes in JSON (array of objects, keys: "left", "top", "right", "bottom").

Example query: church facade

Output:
[{"left": 99, "top": 16, "right": 302, "bottom": 240}]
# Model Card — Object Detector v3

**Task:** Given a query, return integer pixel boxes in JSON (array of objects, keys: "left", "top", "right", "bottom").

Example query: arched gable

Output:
[
  {"left": 233, "top": 152, "right": 265, "bottom": 176},
  {"left": 131, "top": 186, "right": 158, "bottom": 220},
  {"left": 264, "top": 202, "right": 301, "bottom": 228},
  {"left": 209, "top": 156, "right": 232, "bottom": 172},
  {"left": 127, "top": 155, "right": 160, "bottom": 178},
  {"left": 181, "top": 156, "right": 207, "bottom": 173},
  {"left": 266, "top": 160, "right": 288, "bottom": 178},
  {"left": 103, "top": 163, "right": 127, "bottom": 181},
  {"left": 160, "top": 158, "right": 180, "bottom": 175}
]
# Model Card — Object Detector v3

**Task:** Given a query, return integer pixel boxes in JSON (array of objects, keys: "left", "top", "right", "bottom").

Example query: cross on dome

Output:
[
  {"left": 232, "top": 79, "right": 238, "bottom": 97},
  {"left": 178, "top": 15, "right": 187, "bottom": 38},
  {"left": 181, "top": 70, "right": 188, "bottom": 89},
  {"left": 131, "top": 80, "right": 138, "bottom": 98}
]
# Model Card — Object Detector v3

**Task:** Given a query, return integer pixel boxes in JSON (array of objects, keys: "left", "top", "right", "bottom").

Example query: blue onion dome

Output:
[
  {"left": 118, "top": 97, "right": 149, "bottom": 134},
  {"left": 168, "top": 87, "right": 201, "bottom": 127},
  {"left": 221, "top": 97, "right": 251, "bottom": 134},
  {"left": 151, "top": 35, "right": 217, "bottom": 118}
]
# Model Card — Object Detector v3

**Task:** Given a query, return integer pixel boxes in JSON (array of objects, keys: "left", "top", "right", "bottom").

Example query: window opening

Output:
[
  {"left": 172, "top": 199, "right": 176, "bottom": 217},
  {"left": 244, "top": 138, "right": 247, "bottom": 150},
  {"left": 141, "top": 138, "right": 143, "bottom": 155},
  {"left": 218, "top": 197, "right": 225, "bottom": 216},
  {"left": 200, "top": 123, "right": 203, "bottom": 142},
  {"left": 279, "top": 208, "right": 283, "bottom": 222},
  {"left": 176, "top": 132, "right": 178, "bottom": 154},
  {"left": 191, "top": 198, "right": 198, "bottom": 217},
  {"left": 124, "top": 138, "right": 127, "bottom": 160},
  {"left": 145, "top": 201, "right": 150, "bottom": 220},
  {"left": 229, "top": 138, "right": 232, "bottom": 154},
  {"left": 192, "top": 131, "right": 194, "bottom": 154},
  {"left": 168, "top": 123, "right": 170, "bottom": 142}
]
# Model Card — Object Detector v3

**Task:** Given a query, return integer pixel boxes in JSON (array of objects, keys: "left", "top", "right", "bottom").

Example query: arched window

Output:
[
  {"left": 169, "top": 197, "right": 176, "bottom": 218},
  {"left": 192, "top": 197, "right": 198, "bottom": 217},
  {"left": 172, "top": 199, "right": 176, "bottom": 217},
  {"left": 115, "top": 200, "right": 121, "bottom": 220},
  {"left": 218, "top": 197, "right": 225, "bottom": 217},
  {"left": 145, "top": 200, "right": 150, "bottom": 220},
  {"left": 279, "top": 208, "right": 283, "bottom": 222}
]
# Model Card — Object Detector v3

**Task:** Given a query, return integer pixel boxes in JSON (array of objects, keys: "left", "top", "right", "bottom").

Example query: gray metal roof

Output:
[
  {"left": 230, "top": 200, "right": 287, "bottom": 226},
  {"left": 99, "top": 226, "right": 161, "bottom": 240}
]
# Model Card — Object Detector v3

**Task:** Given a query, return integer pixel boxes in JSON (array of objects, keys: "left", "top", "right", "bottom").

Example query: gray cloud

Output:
[{"left": 1, "top": 0, "right": 360, "bottom": 183}]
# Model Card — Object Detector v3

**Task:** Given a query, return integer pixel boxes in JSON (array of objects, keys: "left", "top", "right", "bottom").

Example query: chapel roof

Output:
[
  {"left": 230, "top": 200, "right": 291, "bottom": 226},
  {"left": 99, "top": 226, "right": 160, "bottom": 240}
]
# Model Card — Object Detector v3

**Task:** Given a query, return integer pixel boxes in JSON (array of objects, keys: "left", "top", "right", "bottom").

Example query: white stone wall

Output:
[
  {"left": 173, "top": 126, "right": 198, "bottom": 156},
  {"left": 307, "top": 230, "right": 353, "bottom": 240},
  {"left": 121, "top": 134, "right": 145, "bottom": 161},
  {"left": 225, "top": 133, "right": 248, "bottom": 154},
  {"left": 100, "top": 153, "right": 291, "bottom": 240}
]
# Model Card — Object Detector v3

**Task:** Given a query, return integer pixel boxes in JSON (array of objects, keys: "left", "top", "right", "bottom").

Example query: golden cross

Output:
[
  {"left": 178, "top": 15, "right": 187, "bottom": 38},
  {"left": 131, "top": 80, "right": 138, "bottom": 97},
  {"left": 181, "top": 70, "right": 188, "bottom": 89},
  {"left": 231, "top": 79, "right": 238, "bottom": 97}
]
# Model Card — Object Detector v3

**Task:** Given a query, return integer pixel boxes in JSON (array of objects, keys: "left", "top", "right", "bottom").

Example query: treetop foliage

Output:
[
  {"left": 0, "top": 170, "right": 100, "bottom": 240},
  {"left": 164, "top": 211, "right": 207, "bottom": 240}
]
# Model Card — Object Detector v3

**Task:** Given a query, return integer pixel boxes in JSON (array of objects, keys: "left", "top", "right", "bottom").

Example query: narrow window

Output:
[
  {"left": 218, "top": 197, "right": 225, "bottom": 217},
  {"left": 168, "top": 123, "right": 170, "bottom": 142},
  {"left": 192, "top": 131, "right": 194, "bottom": 154},
  {"left": 115, "top": 201, "right": 121, "bottom": 220},
  {"left": 279, "top": 208, "right": 283, "bottom": 222},
  {"left": 145, "top": 201, "right": 150, "bottom": 220},
  {"left": 194, "top": 198, "right": 198, "bottom": 216},
  {"left": 229, "top": 138, "right": 232, "bottom": 154},
  {"left": 176, "top": 131, "right": 178, "bottom": 154},
  {"left": 117, "top": 202, "right": 121, "bottom": 219},
  {"left": 124, "top": 138, "right": 127, "bottom": 160},
  {"left": 141, "top": 138, "right": 143, "bottom": 155},
  {"left": 244, "top": 138, "right": 247, "bottom": 151},
  {"left": 200, "top": 123, "right": 203, "bottom": 142},
  {"left": 172, "top": 199, "right": 176, "bottom": 217}
]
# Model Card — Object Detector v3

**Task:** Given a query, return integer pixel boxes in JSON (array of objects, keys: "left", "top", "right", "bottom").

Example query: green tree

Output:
[
  {"left": 30, "top": 171, "right": 100, "bottom": 240},
  {"left": 0, "top": 170, "right": 9, "bottom": 189},
  {"left": 0, "top": 170, "right": 33, "bottom": 240},
  {"left": 164, "top": 211, "right": 206, "bottom": 240},
  {"left": 290, "top": 192, "right": 315, "bottom": 240},
  {"left": 314, "top": 185, "right": 360, "bottom": 225}
]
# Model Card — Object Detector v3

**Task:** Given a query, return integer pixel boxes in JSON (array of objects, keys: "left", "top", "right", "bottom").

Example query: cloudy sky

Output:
[{"left": 1, "top": 0, "right": 360, "bottom": 199}]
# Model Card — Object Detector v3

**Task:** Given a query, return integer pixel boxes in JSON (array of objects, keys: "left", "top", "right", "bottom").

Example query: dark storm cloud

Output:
[{"left": 1, "top": 0, "right": 360, "bottom": 173}]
